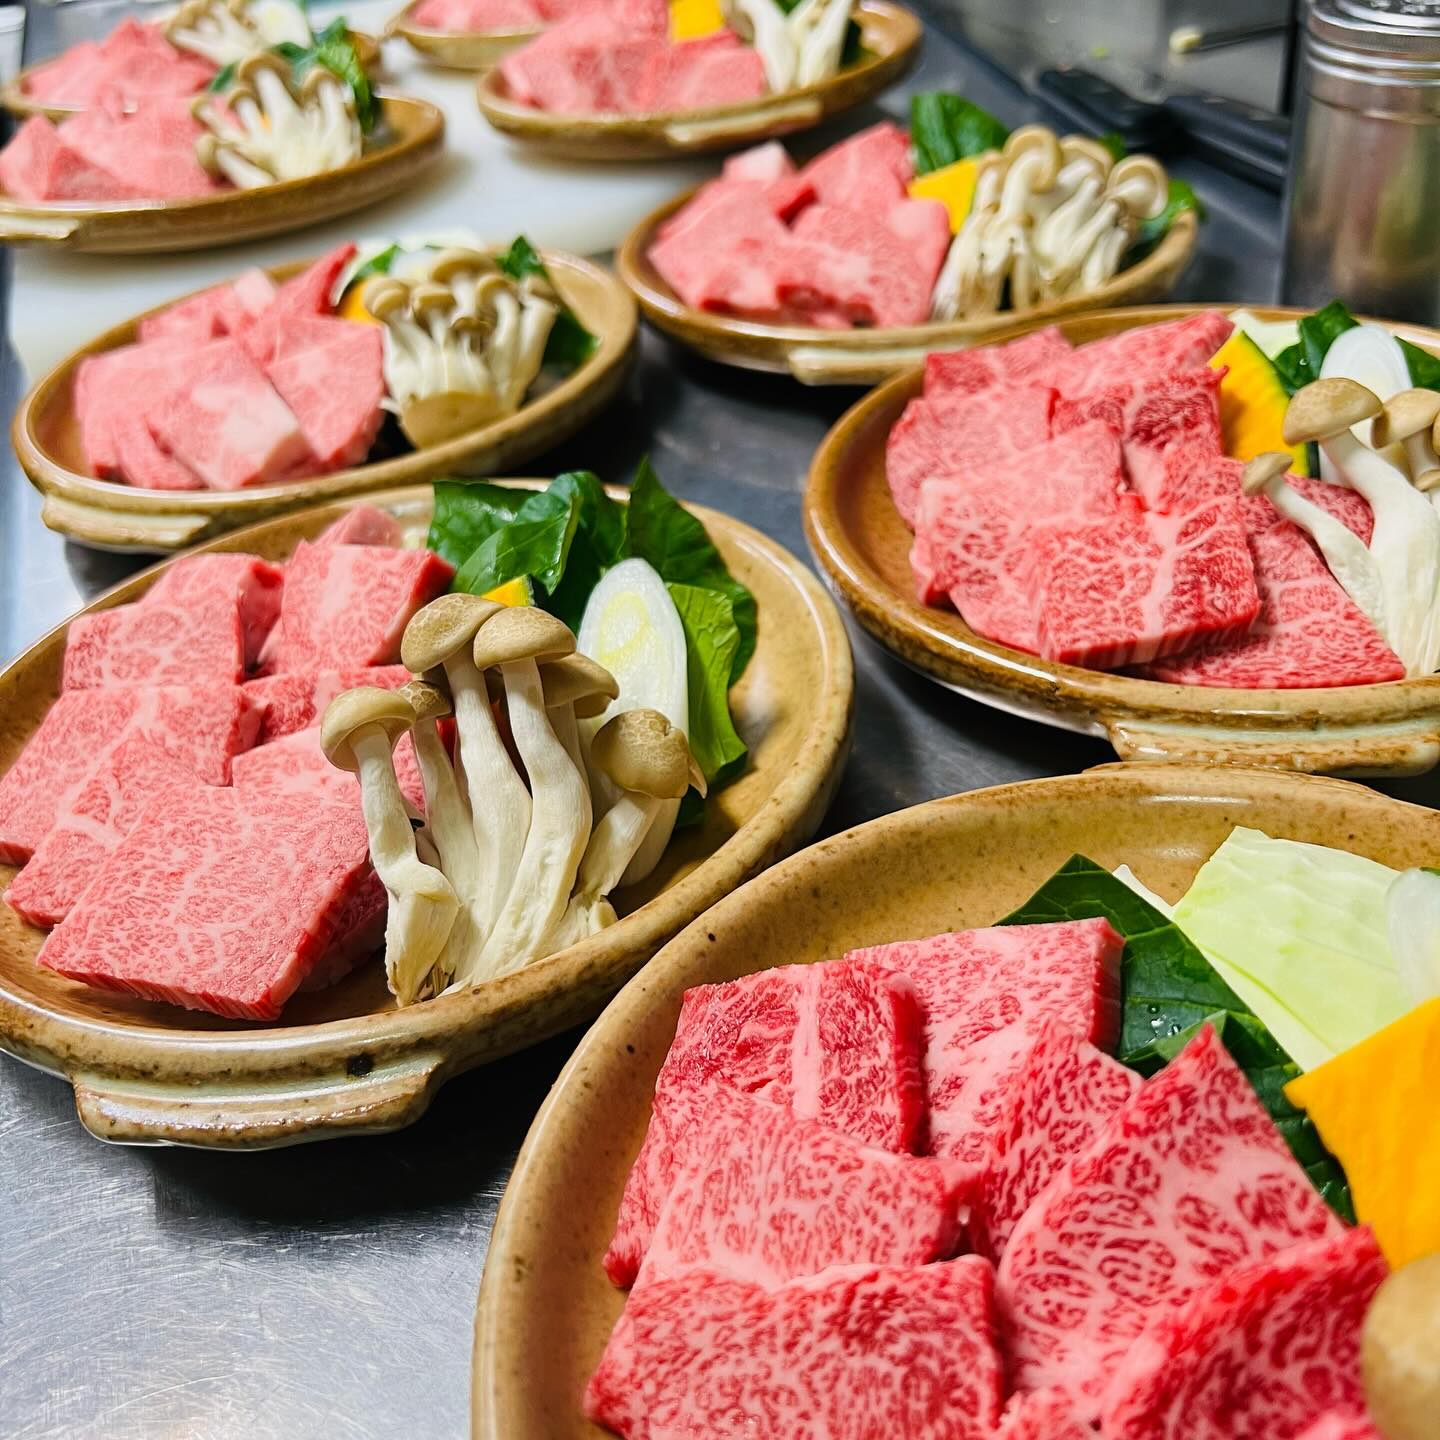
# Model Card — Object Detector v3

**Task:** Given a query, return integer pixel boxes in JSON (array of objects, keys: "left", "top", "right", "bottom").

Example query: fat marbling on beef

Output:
[
  {"left": 243, "top": 664, "right": 412, "bottom": 743},
  {"left": 994, "top": 1389, "right": 1094, "bottom": 1440},
  {"left": 316, "top": 504, "right": 404, "bottom": 548},
  {"left": 141, "top": 551, "right": 284, "bottom": 668},
  {"left": 231, "top": 725, "right": 426, "bottom": 813},
  {"left": 62, "top": 594, "right": 247, "bottom": 691},
  {"left": 923, "top": 326, "right": 1074, "bottom": 398},
  {"left": 1049, "top": 311, "right": 1234, "bottom": 396}
]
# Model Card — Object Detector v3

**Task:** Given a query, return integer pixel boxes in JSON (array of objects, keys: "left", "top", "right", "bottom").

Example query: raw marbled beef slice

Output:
[
  {"left": 586, "top": 1258, "right": 1003, "bottom": 1440},
  {"left": 1100, "top": 1226, "right": 1387, "bottom": 1440},
  {"left": 923, "top": 327, "right": 1073, "bottom": 399},
  {"left": 1052, "top": 312, "right": 1234, "bottom": 396},
  {"left": 603, "top": 959, "right": 925, "bottom": 1286},
  {"left": 995, "top": 1388, "right": 1094, "bottom": 1440},
  {"left": 997, "top": 1024, "right": 1346, "bottom": 1417},
  {"left": 243, "top": 664, "right": 412, "bottom": 743},
  {"left": 798, "top": 121, "right": 913, "bottom": 207},
  {"left": 316, "top": 505, "right": 404, "bottom": 547},
  {"left": 62, "top": 595, "right": 246, "bottom": 691},
  {"left": 231, "top": 725, "right": 426, "bottom": 813},
  {"left": 142, "top": 552, "right": 284, "bottom": 667},
  {"left": 1295, "top": 1414, "right": 1384, "bottom": 1440}
]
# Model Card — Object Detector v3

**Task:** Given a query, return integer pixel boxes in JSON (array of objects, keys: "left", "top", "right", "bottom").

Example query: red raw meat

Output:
[
  {"left": 1052, "top": 311, "right": 1234, "bottom": 395},
  {"left": 1100, "top": 1226, "right": 1387, "bottom": 1440},
  {"left": 649, "top": 182, "right": 792, "bottom": 315},
  {"left": 261, "top": 542, "right": 453, "bottom": 673},
  {"left": 139, "top": 269, "right": 277, "bottom": 345},
  {"left": 262, "top": 317, "right": 385, "bottom": 470},
  {"left": 924, "top": 327, "right": 1074, "bottom": 398},
  {"left": 776, "top": 202, "right": 944, "bottom": 328},
  {"left": 911, "top": 421, "right": 1125, "bottom": 647},
  {"left": 1142, "top": 520, "right": 1403, "bottom": 688},
  {"left": 799, "top": 121, "right": 913, "bottom": 207},
  {"left": 1032, "top": 493, "right": 1260, "bottom": 669},
  {"left": 632, "top": 1084, "right": 962, "bottom": 1290},
  {"left": 723, "top": 140, "right": 793, "bottom": 183},
  {"left": 62, "top": 596, "right": 246, "bottom": 691},
  {"left": 58, "top": 95, "right": 220, "bottom": 200},
  {"left": 317, "top": 505, "right": 404, "bottom": 547},
  {"left": 231, "top": 725, "right": 426, "bottom": 814},
  {"left": 0, "top": 683, "right": 257, "bottom": 865},
  {"left": 0, "top": 116, "right": 144, "bottom": 202},
  {"left": 143, "top": 552, "right": 284, "bottom": 668},
  {"left": 885, "top": 383, "right": 1056, "bottom": 528},
  {"left": 995, "top": 1388, "right": 1093, "bottom": 1440},
  {"left": 638, "top": 32, "right": 767, "bottom": 112},
  {"left": 1296, "top": 1415, "right": 1384, "bottom": 1440},
  {"left": 997, "top": 1024, "right": 1346, "bottom": 1417},
  {"left": 719, "top": 142, "right": 815, "bottom": 219},
  {"left": 500, "top": 15, "right": 664, "bottom": 112},
  {"left": 845, "top": 919, "right": 1124, "bottom": 1165},
  {"left": 411, "top": 0, "right": 544, "bottom": 26},
  {"left": 239, "top": 244, "right": 357, "bottom": 366},
  {"left": 39, "top": 786, "right": 378, "bottom": 1020},
  {"left": 22, "top": 42, "right": 109, "bottom": 106},
  {"left": 887, "top": 197, "right": 952, "bottom": 278},
  {"left": 586, "top": 1258, "right": 1004, "bottom": 1440},
  {"left": 243, "top": 664, "right": 411, "bottom": 743},
  {"left": 24, "top": 22, "right": 212, "bottom": 109},
  {"left": 603, "top": 959, "right": 925, "bottom": 1287}
]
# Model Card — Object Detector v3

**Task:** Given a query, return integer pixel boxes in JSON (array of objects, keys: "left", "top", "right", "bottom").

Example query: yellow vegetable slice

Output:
[
  {"left": 338, "top": 285, "right": 380, "bottom": 325},
  {"left": 670, "top": 0, "right": 725, "bottom": 41},
  {"left": 907, "top": 158, "right": 978, "bottom": 234},
  {"left": 1285, "top": 997, "right": 1440, "bottom": 1269},
  {"left": 1209, "top": 331, "right": 1310, "bottom": 475},
  {"left": 484, "top": 576, "right": 536, "bottom": 607}
]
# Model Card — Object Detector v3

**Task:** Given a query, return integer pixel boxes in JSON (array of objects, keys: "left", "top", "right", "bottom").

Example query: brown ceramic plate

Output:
[
  {"left": 618, "top": 196, "right": 1197, "bottom": 384},
  {"left": 472, "top": 764, "right": 1440, "bottom": 1437},
  {"left": 0, "top": 30, "right": 384, "bottom": 121},
  {"left": 388, "top": 1, "right": 540, "bottom": 69},
  {"left": 474, "top": 0, "right": 921, "bottom": 160},
  {"left": 14, "top": 248, "right": 637, "bottom": 552},
  {"left": 0, "top": 93, "right": 443, "bottom": 253},
  {"left": 0, "top": 483, "right": 853, "bottom": 1149},
  {"left": 804, "top": 302, "right": 1440, "bottom": 777}
]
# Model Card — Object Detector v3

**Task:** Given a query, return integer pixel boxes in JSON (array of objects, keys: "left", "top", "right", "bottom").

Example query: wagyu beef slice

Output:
[
  {"left": 1032, "top": 493, "right": 1260, "bottom": 669},
  {"left": 39, "top": 787, "right": 378, "bottom": 1020},
  {"left": 260, "top": 543, "right": 454, "bottom": 673},
  {"left": 648, "top": 182, "right": 791, "bottom": 314},
  {"left": 145, "top": 338, "right": 313, "bottom": 490},
  {"left": 232, "top": 725, "right": 426, "bottom": 814},
  {"left": 1100, "top": 1226, "right": 1386, "bottom": 1440},
  {"left": 995, "top": 1389, "right": 1094, "bottom": 1440},
  {"left": 1052, "top": 311, "right": 1233, "bottom": 396},
  {"left": 634, "top": 1084, "right": 962, "bottom": 1290},
  {"left": 244, "top": 664, "right": 412, "bottom": 743},
  {"left": 143, "top": 552, "right": 284, "bottom": 668},
  {"left": 1297, "top": 1415, "right": 1385, "bottom": 1440},
  {"left": 924, "top": 326, "right": 1074, "bottom": 398},
  {"left": 603, "top": 959, "right": 925, "bottom": 1286},
  {"left": 997, "top": 1024, "right": 1346, "bottom": 1417},
  {"left": 62, "top": 595, "right": 246, "bottom": 691},
  {"left": 58, "top": 96, "right": 220, "bottom": 200},
  {"left": 500, "top": 17, "right": 663, "bottom": 113},
  {"left": 799, "top": 121, "right": 913, "bottom": 207},
  {"left": 240, "top": 243, "right": 356, "bottom": 367},
  {"left": 0, "top": 683, "right": 257, "bottom": 865},
  {"left": 139, "top": 270, "right": 278, "bottom": 346},
  {"left": 638, "top": 32, "right": 767, "bottom": 112},
  {"left": 1143, "top": 520, "right": 1403, "bottom": 689},
  {"left": 261, "top": 317, "right": 385, "bottom": 470},
  {"left": 586, "top": 1259, "right": 1004, "bottom": 1440},
  {"left": 0, "top": 117, "right": 143, "bottom": 203},
  {"left": 317, "top": 505, "right": 404, "bottom": 548},
  {"left": 844, "top": 918, "right": 1123, "bottom": 1166}
]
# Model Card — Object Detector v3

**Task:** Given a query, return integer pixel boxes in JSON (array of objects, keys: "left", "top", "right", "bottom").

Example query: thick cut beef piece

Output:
[
  {"left": 634, "top": 1084, "right": 962, "bottom": 1289},
  {"left": 58, "top": 96, "right": 220, "bottom": 200},
  {"left": 0, "top": 683, "right": 257, "bottom": 865},
  {"left": 259, "top": 543, "right": 454, "bottom": 673},
  {"left": 1143, "top": 520, "right": 1403, "bottom": 688},
  {"left": 1297, "top": 1415, "right": 1384, "bottom": 1440},
  {"left": 586, "top": 1258, "right": 1004, "bottom": 1440},
  {"left": 638, "top": 32, "right": 767, "bottom": 111},
  {"left": 62, "top": 595, "right": 246, "bottom": 691},
  {"left": 799, "top": 121, "right": 914, "bottom": 207},
  {"left": 143, "top": 552, "right": 284, "bottom": 668},
  {"left": 499, "top": 14, "right": 663, "bottom": 112},
  {"left": 997, "top": 1024, "right": 1346, "bottom": 1416},
  {"left": 1052, "top": 311, "right": 1233, "bottom": 396},
  {"left": 969, "top": 1020, "right": 1141, "bottom": 1261},
  {"left": 648, "top": 182, "right": 791, "bottom": 315},
  {"left": 232, "top": 725, "right": 425, "bottom": 813},
  {"left": 239, "top": 243, "right": 356, "bottom": 366},
  {"left": 722, "top": 142, "right": 815, "bottom": 220},
  {"left": 39, "top": 786, "right": 377, "bottom": 1020},
  {"left": 0, "top": 116, "right": 143, "bottom": 202},
  {"left": 886, "top": 383, "right": 1055, "bottom": 528},
  {"left": 995, "top": 1389, "right": 1094, "bottom": 1440},
  {"left": 243, "top": 664, "right": 411, "bottom": 742},
  {"left": 1032, "top": 494, "right": 1260, "bottom": 669},
  {"left": 845, "top": 919, "right": 1123, "bottom": 1165},
  {"left": 317, "top": 505, "right": 403, "bottom": 547},
  {"left": 139, "top": 270, "right": 278, "bottom": 345},
  {"left": 26, "top": 20, "right": 213, "bottom": 109},
  {"left": 603, "top": 959, "right": 925, "bottom": 1286},
  {"left": 1100, "top": 1226, "right": 1387, "bottom": 1440},
  {"left": 261, "top": 317, "right": 385, "bottom": 470},
  {"left": 924, "top": 327, "right": 1073, "bottom": 399},
  {"left": 911, "top": 422, "right": 1125, "bottom": 644}
]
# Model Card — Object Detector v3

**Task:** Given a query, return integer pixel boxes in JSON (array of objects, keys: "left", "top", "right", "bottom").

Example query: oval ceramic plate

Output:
[
  {"left": 472, "top": 764, "right": 1440, "bottom": 1438},
  {"left": 805, "top": 302, "right": 1440, "bottom": 776},
  {"left": 618, "top": 196, "right": 1197, "bottom": 384},
  {"left": 0, "top": 483, "right": 853, "bottom": 1149},
  {"left": 14, "top": 249, "right": 637, "bottom": 552},
  {"left": 0, "top": 93, "right": 444, "bottom": 254},
  {"left": 0, "top": 31, "right": 383, "bottom": 120},
  {"left": 388, "top": 1, "right": 539, "bottom": 69},
  {"left": 474, "top": 0, "right": 921, "bottom": 160}
]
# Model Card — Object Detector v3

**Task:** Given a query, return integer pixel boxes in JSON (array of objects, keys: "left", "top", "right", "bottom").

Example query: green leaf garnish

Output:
[
  {"left": 496, "top": 234, "right": 599, "bottom": 373},
  {"left": 277, "top": 19, "right": 377, "bottom": 133},
  {"left": 909, "top": 91, "right": 1009, "bottom": 175},
  {"left": 207, "top": 61, "right": 238, "bottom": 93},
  {"left": 1124, "top": 178, "right": 1206, "bottom": 265},
  {"left": 452, "top": 487, "right": 579, "bottom": 597},
  {"left": 668, "top": 582, "right": 748, "bottom": 786}
]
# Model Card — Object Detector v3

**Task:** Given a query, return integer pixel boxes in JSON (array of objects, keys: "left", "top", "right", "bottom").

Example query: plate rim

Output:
[{"left": 387, "top": 0, "right": 541, "bottom": 68}]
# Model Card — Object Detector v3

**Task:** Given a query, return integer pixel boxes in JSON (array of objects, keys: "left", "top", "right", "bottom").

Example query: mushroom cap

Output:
[
  {"left": 1106, "top": 154, "right": 1168, "bottom": 220},
  {"left": 427, "top": 247, "right": 495, "bottom": 284},
  {"left": 298, "top": 65, "right": 344, "bottom": 103},
  {"left": 194, "top": 132, "right": 225, "bottom": 177},
  {"left": 1240, "top": 451, "right": 1292, "bottom": 497},
  {"left": 1362, "top": 1253, "right": 1440, "bottom": 1440},
  {"left": 402, "top": 593, "right": 503, "bottom": 673},
  {"left": 399, "top": 678, "right": 452, "bottom": 724},
  {"left": 591, "top": 708, "right": 706, "bottom": 801},
  {"left": 236, "top": 50, "right": 291, "bottom": 85},
  {"left": 1283, "top": 378, "right": 1384, "bottom": 445},
  {"left": 1373, "top": 387, "right": 1440, "bottom": 447},
  {"left": 1059, "top": 134, "right": 1114, "bottom": 176},
  {"left": 472, "top": 606, "right": 575, "bottom": 671},
  {"left": 321, "top": 686, "right": 415, "bottom": 772},
  {"left": 1002, "top": 124, "right": 1062, "bottom": 187},
  {"left": 409, "top": 282, "right": 455, "bottom": 323},
  {"left": 361, "top": 275, "right": 409, "bottom": 321},
  {"left": 539, "top": 654, "right": 619, "bottom": 716}
]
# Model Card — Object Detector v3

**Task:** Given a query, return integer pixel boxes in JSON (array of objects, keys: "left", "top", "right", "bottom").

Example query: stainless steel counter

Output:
[{"left": 0, "top": 10, "right": 1424, "bottom": 1438}]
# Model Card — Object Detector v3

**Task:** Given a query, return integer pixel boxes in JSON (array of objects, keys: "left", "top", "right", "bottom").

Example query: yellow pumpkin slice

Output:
[
  {"left": 907, "top": 158, "right": 978, "bottom": 234},
  {"left": 1209, "top": 330, "right": 1310, "bottom": 475}
]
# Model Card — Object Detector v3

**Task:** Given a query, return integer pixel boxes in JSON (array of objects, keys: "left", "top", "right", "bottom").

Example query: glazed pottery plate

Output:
[
  {"left": 0, "top": 30, "right": 384, "bottom": 120},
  {"left": 0, "top": 484, "right": 853, "bottom": 1148},
  {"left": 0, "top": 93, "right": 444, "bottom": 253},
  {"left": 388, "top": 1, "right": 538, "bottom": 69},
  {"left": 804, "top": 303, "right": 1440, "bottom": 776},
  {"left": 618, "top": 197, "right": 1196, "bottom": 384},
  {"left": 472, "top": 764, "right": 1440, "bottom": 1438},
  {"left": 14, "top": 249, "right": 637, "bottom": 552},
  {"left": 474, "top": 0, "right": 921, "bottom": 160}
]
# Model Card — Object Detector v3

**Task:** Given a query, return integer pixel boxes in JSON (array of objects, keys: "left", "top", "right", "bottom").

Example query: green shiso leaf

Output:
[
  {"left": 909, "top": 91, "right": 1009, "bottom": 175},
  {"left": 496, "top": 235, "right": 599, "bottom": 373}
]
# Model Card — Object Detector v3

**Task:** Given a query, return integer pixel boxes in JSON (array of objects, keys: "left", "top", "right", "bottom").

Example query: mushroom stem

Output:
[{"left": 547, "top": 793, "right": 661, "bottom": 951}]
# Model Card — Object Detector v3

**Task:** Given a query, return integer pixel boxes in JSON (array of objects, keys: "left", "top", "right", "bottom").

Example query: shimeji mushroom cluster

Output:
[
  {"left": 193, "top": 52, "right": 361, "bottom": 189},
  {"left": 931, "top": 127, "right": 1168, "bottom": 321},
  {"left": 359, "top": 251, "right": 560, "bottom": 450},
  {"left": 320, "top": 595, "right": 703, "bottom": 1005},
  {"left": 165, "top": 0, "right": 311, "bottom": 68},
  {"left": 720, "top": 0, "right": 855, "bottom": 92},
  {"left": 1244, "top": 376, "right": 1440, "bottom": 678}
]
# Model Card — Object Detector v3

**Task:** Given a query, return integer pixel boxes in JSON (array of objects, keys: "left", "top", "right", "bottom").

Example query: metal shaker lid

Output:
[{"left": 1310, "top": 0, "right": 1440, "bottom": 54}]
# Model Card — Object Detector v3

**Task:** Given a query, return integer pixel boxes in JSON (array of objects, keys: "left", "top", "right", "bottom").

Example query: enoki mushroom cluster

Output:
[
  {"left": 720, "top": 0, "right": 855, "bottom": 92},
  {"left": 165, "top": 0, "right": 310, "bottom": 68}
]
